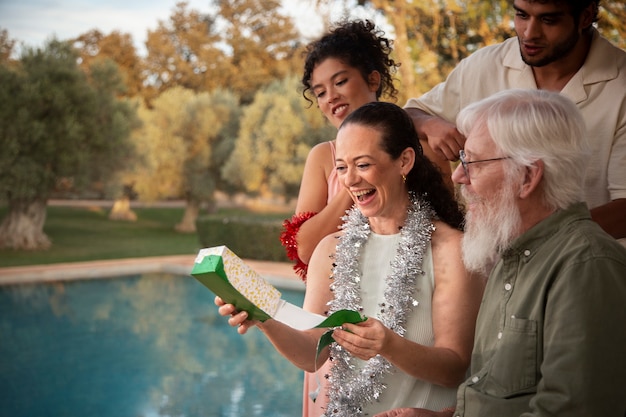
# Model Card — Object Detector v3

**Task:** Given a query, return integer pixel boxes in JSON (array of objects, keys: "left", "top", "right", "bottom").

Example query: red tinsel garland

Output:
[{"left": 279, "top": 211, "right": 317, "bottom": 282}]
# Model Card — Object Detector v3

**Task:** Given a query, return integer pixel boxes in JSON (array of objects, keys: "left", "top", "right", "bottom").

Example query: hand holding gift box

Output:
[{"left": 191, "top": 246, "right": 365, "bottom": 332}]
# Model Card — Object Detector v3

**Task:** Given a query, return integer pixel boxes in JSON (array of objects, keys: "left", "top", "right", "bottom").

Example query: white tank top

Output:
[{"left": 358, "top": 232, "right": 457, "bottom": 414}]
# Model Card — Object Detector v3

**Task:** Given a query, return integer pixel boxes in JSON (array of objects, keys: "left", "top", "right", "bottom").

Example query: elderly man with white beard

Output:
[{"left": 375, "top": 88, "right": 626, "bottom": 417}]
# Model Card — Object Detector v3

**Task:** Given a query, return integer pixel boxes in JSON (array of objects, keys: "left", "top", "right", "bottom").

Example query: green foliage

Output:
[
  {"left": 209, "top": 89, "right": 243, "bottom": 196},
  {"left": 180, "top": 88, "right": 242, "bottom": 203},
  {"left": 221, "top": 76, "right": 334, "bottom": 199},
  {"left": 0, "top": 39, "right": 137, "bottom": 202},
  {"left": 129, "top": 88, "right": 192, "bottom": 200},
  {"left": 127, "top": 87, "right": 241, "bottom": 205},
  {"left": 80, "top": 58, "right": 139, "bottom": 189},
  {"left": 196, "top": 213, "right": 290, "bottom": 262}
]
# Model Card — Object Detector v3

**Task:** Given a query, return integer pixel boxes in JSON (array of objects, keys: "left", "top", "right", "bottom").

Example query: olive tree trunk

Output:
[
  {"left": 175, "top": 200, "right": 200, "bottom": 233},
  {"left": 0, "top": 199, "right": 51, "bottom": 250},
  {"left": 108, "top": 196, "right": 137, "bottom": 221}
]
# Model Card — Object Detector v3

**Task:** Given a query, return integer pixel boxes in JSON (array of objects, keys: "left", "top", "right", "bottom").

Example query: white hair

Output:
[{"left": 457, "top": 89, "right": 590, "bottom": 211}]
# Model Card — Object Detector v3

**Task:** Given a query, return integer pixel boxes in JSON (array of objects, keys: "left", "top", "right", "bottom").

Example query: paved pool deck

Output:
[{"left": 0, "top": 255, "right": 305, "bottom": 291}]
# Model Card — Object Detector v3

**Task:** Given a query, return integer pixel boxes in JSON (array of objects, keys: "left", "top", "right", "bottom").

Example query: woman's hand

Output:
[
  {"left": 214, "top": 296, "right": 259, "bottom": 334},
  {"left": 332, "top": 317, "right": 390, "bottom": 360}
]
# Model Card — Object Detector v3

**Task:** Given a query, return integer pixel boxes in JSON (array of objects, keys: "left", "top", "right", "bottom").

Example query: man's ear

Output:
[
  {"left": 579, "top": 2, "right": 595, "bottom": 30},
  {"left": 519, "top": 160, "right": 544, "bottom": 199},
  {"left": 368, "top": 71, "right": 381, "bottom": 93}
]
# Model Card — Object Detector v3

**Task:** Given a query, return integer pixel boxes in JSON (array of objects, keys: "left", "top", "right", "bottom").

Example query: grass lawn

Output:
[{"left": 0, "top": 204, "right": 290, "bottom": 268}]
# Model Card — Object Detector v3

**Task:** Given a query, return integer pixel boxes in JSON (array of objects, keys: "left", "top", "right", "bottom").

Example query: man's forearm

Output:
[{"left": 404, "top": 107, "right": 433, "bottom": 139}]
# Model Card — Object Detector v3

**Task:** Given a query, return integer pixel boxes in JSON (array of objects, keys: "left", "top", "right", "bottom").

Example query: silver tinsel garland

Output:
[{"left": 323, "top": 194, "right": 436, "bottom": 416}]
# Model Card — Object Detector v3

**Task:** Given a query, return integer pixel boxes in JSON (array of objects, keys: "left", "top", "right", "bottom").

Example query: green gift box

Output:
[
  {"left": 191, "top": 245, "right": 281, "bottom": 322},
  {"left": 191, "top": 246, "right": 366, "bottom": 333}
]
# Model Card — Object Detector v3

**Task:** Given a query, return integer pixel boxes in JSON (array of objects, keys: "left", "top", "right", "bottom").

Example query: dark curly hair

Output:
[
  {"left": 339, "top": 102, "right": 465, "bottom": 231},
  {"left": 301, "top": 19, "right": 399, "bottom": 106}
]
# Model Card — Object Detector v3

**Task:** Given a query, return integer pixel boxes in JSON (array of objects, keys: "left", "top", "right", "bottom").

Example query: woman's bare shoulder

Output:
[
  {"left": 302, "top": 140, "right": 335, "bottom": 180},
  {"left": 431, "top": 220, "right": 462, "bottom": 246},
  {"left": 308, "top": 140, "right": 334, "bottom": 160},
  {"left": 317, "top": 230, "right": 343, "bottom": 251},
  {"left": 430, "top": 220, "right": 464, "bottom": 279},
  {"left": 307, "top": 231, "right": 343, "bottom": 288}
]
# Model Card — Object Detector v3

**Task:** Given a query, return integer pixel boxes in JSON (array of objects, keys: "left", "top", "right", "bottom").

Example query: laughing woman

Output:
[{"left": 217, "top": 102, "right": 484, "bottom": 416}]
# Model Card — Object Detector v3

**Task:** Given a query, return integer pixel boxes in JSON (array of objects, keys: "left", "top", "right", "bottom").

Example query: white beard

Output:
[{"left": 461, "top": 181, "right": 522, "bottom": 276}]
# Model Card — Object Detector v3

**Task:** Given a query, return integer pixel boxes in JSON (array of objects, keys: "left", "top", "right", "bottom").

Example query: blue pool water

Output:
[{"left": 0, "top": 273, "right": 305, "bottom": 417}]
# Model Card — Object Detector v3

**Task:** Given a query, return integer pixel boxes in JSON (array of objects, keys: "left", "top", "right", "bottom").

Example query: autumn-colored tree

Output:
[
  {"left": 143, "top": 2, "right": 229, "bottom": 102},
  {"left": 143, "top": 0, "right": 302, "bottom": 104},
  {"left": 217, "top": 0, "right": 302, "bottom": 103},
  {"left": 0, "top": 40, "right": 137, "bottom": 249},
  {"left": 73, "top": 29, "right": 145, "bottom": 97},
  {"left": 0, "top": 29, "right": 16, "bottom": 64},
  {"left": 221, "top": 76, "right": 335, "bottom": 200},
  {"left": 598, "top": 1, "right": 626, "bottom": 49},
  {"left": 126, "top": 87, "right": 241, "bottom": 232}
]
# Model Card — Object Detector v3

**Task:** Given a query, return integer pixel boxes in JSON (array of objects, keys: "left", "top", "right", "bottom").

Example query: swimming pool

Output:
[{"left": 0, "top": 273, "right": 305, "bottom": 417}]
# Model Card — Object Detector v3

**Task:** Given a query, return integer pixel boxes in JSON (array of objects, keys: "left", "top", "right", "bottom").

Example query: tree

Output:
[
  {"left": 71, "top": 29, "right": 146, "bottom": 220},
  {"left": 143, "top": 0, "right": 302, "bottom": 104},
  {"left": 221, "top": 76, "right": 335, "bottom": 200},
  {"left": 216, "top": 0, "right": 302, "bottom": 103},
  {"left": 0, "top": 39, "right": 137, "bottom": 250},
  {"left": 0, "top": 29, "right": 16, "bottom": 64},
  {"left": 126, "top": 87, "right": 241, "bottom": 232},
  {"left": 126, "top": 88, "right": 190, "bottom": 203},
  {"left": 73, "top": 29, "right": 145, "bottom": 98},
  {"left": 175, "top": 88, "right": 241, "bottom": 231},
  {"left": 598, "top": 1, "right": 626, "bottom": 49},
  {"left": 143, "top": 2, "right": 229, "bottom": 101}
]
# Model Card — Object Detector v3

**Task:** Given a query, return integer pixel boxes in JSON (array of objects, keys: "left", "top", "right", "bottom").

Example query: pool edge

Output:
[{"left": 0, "top": 255, "right": 305, "bottom": 291}]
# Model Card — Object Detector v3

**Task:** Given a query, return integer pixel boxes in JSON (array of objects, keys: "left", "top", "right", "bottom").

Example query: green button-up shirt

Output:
[{"left": 455, "top": 203, "right": 626, "bottom": 416}]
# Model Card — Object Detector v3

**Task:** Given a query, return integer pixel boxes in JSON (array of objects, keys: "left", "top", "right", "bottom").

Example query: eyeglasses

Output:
[{"left": 459, "top": 149, "right": 511, "bottom": 180}]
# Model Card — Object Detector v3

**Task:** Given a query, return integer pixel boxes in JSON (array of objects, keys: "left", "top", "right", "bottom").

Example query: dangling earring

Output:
[{"left": 402, "top": 174, "right": 407, "bottom": 183}]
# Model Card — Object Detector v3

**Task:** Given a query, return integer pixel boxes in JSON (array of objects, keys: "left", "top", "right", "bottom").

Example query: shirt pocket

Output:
[{"left": 478, "top": 316, "right": 538, "bottom": 398}]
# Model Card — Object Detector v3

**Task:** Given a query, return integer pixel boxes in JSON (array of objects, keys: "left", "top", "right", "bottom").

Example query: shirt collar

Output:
[
  {"left": 503, "top": 202, "right": 591, "bottom": 258},
  {"left": 503, "top": 29, "right": 620, "bottom": 103}
]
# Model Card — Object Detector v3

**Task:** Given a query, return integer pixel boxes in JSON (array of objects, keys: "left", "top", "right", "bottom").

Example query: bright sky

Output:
[{"left": 0, "top": 0, "right": 327, "bottom": 56}]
